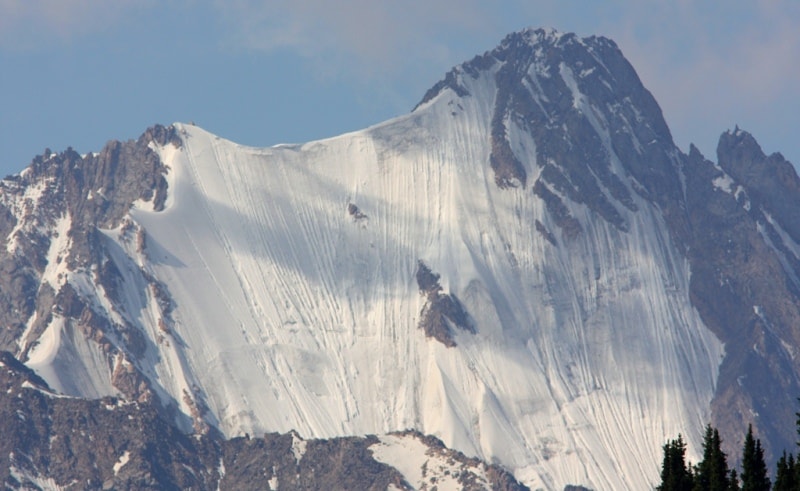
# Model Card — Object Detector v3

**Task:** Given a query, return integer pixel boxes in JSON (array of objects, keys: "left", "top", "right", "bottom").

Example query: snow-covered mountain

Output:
[{"left": 2, "top": 28, "right": 799, "bottom": 490}]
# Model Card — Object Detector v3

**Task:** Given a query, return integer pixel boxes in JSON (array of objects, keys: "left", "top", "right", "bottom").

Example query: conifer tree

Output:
[
  {"left": 693, "top": 425, "right": 729, "bottom": 491},
  {"left": 794, "top": 453, "right": 800, "bottom": 490},
  {"left": 657, "top": 434, "right": 695, "bottom": 491},
  {"left": 774, "top": 451, "right": 797, "bottom": 491},
  {"left": 741, "top": 424, "right": 770, "bottom": 491},
  {"left": 727, "top": 469, "right": 740, "bottom": 491},
  {"left": 796, "top": 398, "right": 800, "bottom": 447}
]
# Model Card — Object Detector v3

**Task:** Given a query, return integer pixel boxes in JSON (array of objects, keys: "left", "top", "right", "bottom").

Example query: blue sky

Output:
[{"left": 1, "top": 1, "right": 798, "bottom": 176}]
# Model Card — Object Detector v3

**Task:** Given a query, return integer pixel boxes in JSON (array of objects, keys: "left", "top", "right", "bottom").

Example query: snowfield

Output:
[{"left": 27, "top": 63, "right": 723, "bottom": 490}]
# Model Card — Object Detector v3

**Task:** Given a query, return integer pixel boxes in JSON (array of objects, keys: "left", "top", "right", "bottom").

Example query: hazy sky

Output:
[{"left": 1, "top": 1, "right": 798, "bottom": 175}]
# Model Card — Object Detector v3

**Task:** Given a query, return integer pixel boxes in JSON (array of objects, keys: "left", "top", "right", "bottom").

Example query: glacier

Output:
[{"left": 15, "top": 30, "right": 731, "bottom": 490}]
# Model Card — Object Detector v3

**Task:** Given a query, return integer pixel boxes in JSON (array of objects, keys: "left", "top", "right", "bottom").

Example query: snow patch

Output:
[
  {"left": 781, "top": 339, "right": 797, "bottom": 361},
  {"left": 41, "top": 213, "right": 73, "bottom": 290},
  {"left": 712, "top": 172, "right": 735, "bottom": 194},
  {"left": 215, "top": 462, "right": 227, "bottom": 491},
  {"left": 113, "top": 451, "right": 131, "bottom": 474},
  {"left": 764, "top": 210, "right": 800, "bottom": 260},
  {"left": 291, "top": 431, "right": 307, "bottom": 464},
  {"left": 25, "top": 315, "right": 64, "bottom": 371},
  {"left": 25, "top": 313, "right": 117, "bottom": 399},
  {"left": 757, "top": 212, "right": 800, "bottom": 289},
  {"left": 20, "top": 380, "right": 71, "bottom": 399},
  {"left": 711, "top": 167, "right": 751, "bottom": 212},
  {"left": 370, "top": 433, "right": 490, "bottom": 491},
  {"left": 559, "top": 63, "right": 586, "bottom": 111},
  {"left": 9, "top": 462, "right": 68, "bottom": 491}
]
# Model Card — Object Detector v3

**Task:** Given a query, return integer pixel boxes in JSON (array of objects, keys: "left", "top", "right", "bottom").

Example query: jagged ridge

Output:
[{"left": 0, "top": 351, "right": 526, "bottom": 490}]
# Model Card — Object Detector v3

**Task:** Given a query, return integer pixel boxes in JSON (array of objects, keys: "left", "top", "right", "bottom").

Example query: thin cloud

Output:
[
  {"left": 216, "top": 0, "right": 494, "bottom": 77},
  {"left": 2, "top": 0, "right": 795, "bottom": 162},
  {"left": 625, "top": 1, "right": 800, "bottom": 103},
  {"left": 0, "top": 0, "right": 150, "bottom": 50},
  {"left": 208, "top": 0, "right": 799, "bottom": 161},
  {"left": 600, "top": 0, "right": 800, "bottom": 154}
]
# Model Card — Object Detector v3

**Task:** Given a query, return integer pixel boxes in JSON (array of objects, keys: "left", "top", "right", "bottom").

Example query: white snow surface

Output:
[
  {"left": 27, "top": 72, "right": 724, "bottom": 490},
  {"left": 370, "top": 433, "right": 491, "bottom": 490},
  {"left": 25, "top": 312, "right": 117, "bottom": 399}
]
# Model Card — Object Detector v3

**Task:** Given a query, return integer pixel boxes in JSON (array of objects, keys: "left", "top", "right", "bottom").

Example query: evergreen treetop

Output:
[{"left": 741, "top": 424, "right": 770, "bottom": 491}]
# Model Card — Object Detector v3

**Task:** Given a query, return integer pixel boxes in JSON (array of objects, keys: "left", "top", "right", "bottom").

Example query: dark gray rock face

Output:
[
  {"left": 0, "top": 125, "right": 174, "bottom": 355},
  {"left": 220, "top": 433, "right": 414, "bottom": 491},
  {"left": 0, "top": 351, "right": 221, "bottom": 490},
  {"left": 718, "top": 129, "right": 800, "bottom": 244},
  {"left": 679, "top": 134, "right": 800, "bottom": 463},
  {"left": 415, "top": 260, "right": 475, "bottom": 347},
  {"left": 419, "top": 28, "right": 685, "bottom": 241},
  {"left": 0, "top": 126, "right": 186, "bottom": 437}
]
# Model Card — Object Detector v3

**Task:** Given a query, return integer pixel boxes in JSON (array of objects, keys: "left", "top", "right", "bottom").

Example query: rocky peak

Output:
[
  {"left": 679, "top": 134, "right": 800, "bottom": 465},
  {"left": 0, "top": 126, "right": 179, "bottom": 414},
  {"left": 717, "top": 127, "right": 800, "bottom": 245},
  {"left": 418, "top": 27, "right": 685, "bottom": 240},
  {"left": 415, "top": 29, "right": 800, "bottom": 469}
]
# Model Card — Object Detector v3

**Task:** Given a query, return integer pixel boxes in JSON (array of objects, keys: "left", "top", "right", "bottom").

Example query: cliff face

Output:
[{"left": 680, "top": 131, "right": 800, "bottom": 461}]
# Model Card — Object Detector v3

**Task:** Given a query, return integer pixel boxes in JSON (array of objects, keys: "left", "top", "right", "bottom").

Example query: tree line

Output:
[{"left": 657, "top": 412, "right": 800, "bottom": 490}]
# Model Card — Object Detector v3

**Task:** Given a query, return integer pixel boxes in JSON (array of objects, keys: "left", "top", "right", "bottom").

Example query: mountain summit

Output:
[{"left": 1, "top": 28, "right": 798, "bottom": 490}]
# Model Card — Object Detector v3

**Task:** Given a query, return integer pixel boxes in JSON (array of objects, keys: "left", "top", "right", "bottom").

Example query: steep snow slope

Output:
[
  {"left": 14, "top": 30, "right": 730, "bottom": 490},
  {"left": 92, "top": 62, "right": 723, "bottom": 489}
]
